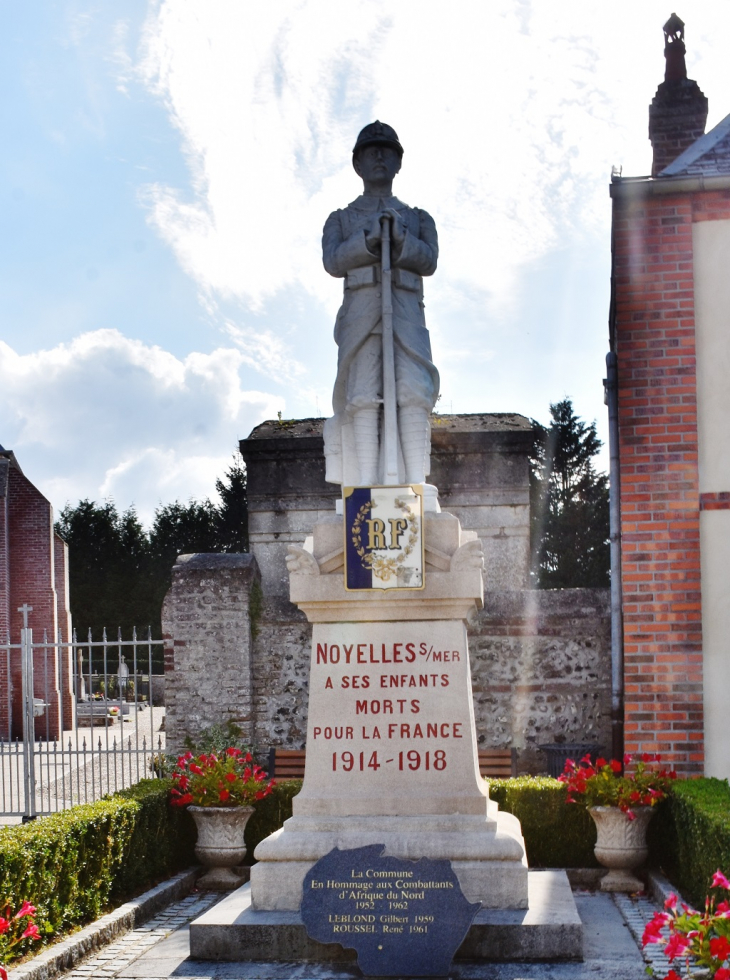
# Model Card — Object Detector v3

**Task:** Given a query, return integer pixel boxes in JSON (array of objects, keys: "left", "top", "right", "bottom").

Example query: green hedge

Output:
[
  {"left": 487, "top": 776, "right": 598, "bottom": 868},
  {"left": 0, "top": 779, "right": 195, "bottom": 947},
  {"left": 649, "top": 777, "right": 730, "bottom": 907},
  {"left": 244, "top": 779, "right": 302, "bottom": 861},
  {"left": 7, "top": 770, "right": 727, "bottom": 961}
]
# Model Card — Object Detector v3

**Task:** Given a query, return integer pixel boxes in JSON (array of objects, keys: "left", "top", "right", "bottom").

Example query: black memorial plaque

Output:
[{"left": 300, "top": 844, "right": 480, "bottom": 977}]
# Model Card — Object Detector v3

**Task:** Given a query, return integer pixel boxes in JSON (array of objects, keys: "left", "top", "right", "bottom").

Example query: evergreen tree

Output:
[
  {"left": 215, "top": 452, "right": 249, "bottom": 553},
  {"left": 530, "top": 398, "right": 610, "bottom": 589},
  {"left": 55, "top": 454, "right": 250, "bottom": 651},
  {"left": 55, "top": 500, "right": 150, "bottom": 640}
]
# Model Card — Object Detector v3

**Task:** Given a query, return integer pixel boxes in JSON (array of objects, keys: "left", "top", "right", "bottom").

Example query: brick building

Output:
[
  {"left": 0, "top": 445, "right": 73, "bottom": 739},
  {"left": 609, "top": 15, "right": 730, "bottom": 777}
]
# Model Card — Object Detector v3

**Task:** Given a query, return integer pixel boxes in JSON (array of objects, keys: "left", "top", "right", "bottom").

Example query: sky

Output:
[{"left": 2, "top": 1, "right": 730, "bottom": 526}]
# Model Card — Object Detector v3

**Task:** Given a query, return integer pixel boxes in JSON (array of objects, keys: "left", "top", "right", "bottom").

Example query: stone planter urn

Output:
[
  {"left": 189, "top": 805, "right": 254, "bottom": 890},
  {"left": 589, "top": 805, "right": 654, "bottom": 892}
]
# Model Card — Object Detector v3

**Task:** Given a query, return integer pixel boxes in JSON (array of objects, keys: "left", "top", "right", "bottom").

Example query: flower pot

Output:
[
  {"left": 589, "top": 805, "right": 654, "bottom": 892},
  {"left": 189, "top": 805, "right": 255, "bottom": 890}
]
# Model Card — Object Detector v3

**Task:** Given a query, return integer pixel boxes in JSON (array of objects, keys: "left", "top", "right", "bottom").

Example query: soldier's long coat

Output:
[{"left": 321, "top": 193, "right": 440, "bottom": 484}]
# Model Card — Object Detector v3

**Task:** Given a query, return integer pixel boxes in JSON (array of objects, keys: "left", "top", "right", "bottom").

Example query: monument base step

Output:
[{"left": 189, "top": 869, "right": 582, "bottom": 964}]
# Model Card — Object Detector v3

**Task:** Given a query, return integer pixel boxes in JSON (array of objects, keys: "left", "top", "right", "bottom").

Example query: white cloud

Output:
[
  {"left": 0, "top": 331, "right": 280, "bottom": 525},
  {"left": 136, "top": 0, "right": 730, "bottom": 319}
]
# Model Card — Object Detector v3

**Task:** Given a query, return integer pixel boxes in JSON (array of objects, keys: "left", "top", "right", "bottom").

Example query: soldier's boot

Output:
[
  {"left": 353, "top": 408, "right": 380, "bottom": 485},
  {"left": 399, "top": 405, "right": 430, "bottom": 485}
]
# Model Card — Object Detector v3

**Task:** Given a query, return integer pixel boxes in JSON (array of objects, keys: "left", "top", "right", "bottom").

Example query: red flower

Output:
[
  {"left": 712, "top": 870, "right": 730, "bottom": 890},
  {"left": 664, "top": 892, "right": 677, "bottom": 910},
  {"left": 226, "top": 747, "right": 242, "bottom": 757},
  {"left": 595, "top": 757, "right": 607, "bottom": 768},
  {"left": 21, "top": 922, "right": 40, "bottom": 940},
  {"left": 662, "top": 972, "right": 681, "bottom": 980},
  {"left": 218, "top": 789, "right": 231, "bottom": 802},
  {"left": 0, "top": 917, "right": 9, "bottom": 934},
  {"left": 14, "top": 902, "right": 37, "bottom": 920},
  {"left": 610, "top": 759, "right": 622, "bottom": 774},
  {"left": 710, "top": 936, "right": 730, "bottom": 961},
  {"left": 642, "top": 912, "right": 670, "bottom": 946},
  {"left": 189, "top": 763, "right": 203, "bottom": 776},
  {"left": 665, "top": 932, "right": 691, "bottom": 961},
  {"left": 715, "top": 968, "right": 730, "bottom": 980},
  {"left": 623, "top": 753, "right": 633, "bottom": 765},
  {"left": 1, "top": 965, "right": 8, "bottom": 980},
  {"left": 225, "top": 772, "right": 237, "bottom": 783}
]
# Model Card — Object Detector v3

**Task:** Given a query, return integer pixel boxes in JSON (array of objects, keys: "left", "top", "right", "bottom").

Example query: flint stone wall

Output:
[
  {"left": 161, "top": 553, "right": 259, "bottom": 752},
  {"left": 163, "top": 553, "right": 611, "bottom": 773}
]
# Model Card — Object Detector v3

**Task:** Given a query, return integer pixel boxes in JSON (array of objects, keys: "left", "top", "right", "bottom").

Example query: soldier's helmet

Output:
[{"left": 352, "top": 121, "right": 404, "bottom": 158}]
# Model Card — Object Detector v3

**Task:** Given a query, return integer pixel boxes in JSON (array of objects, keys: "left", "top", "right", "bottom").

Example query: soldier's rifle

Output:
[{"left": 380, "top": 214, "right": 399, "bottom": 485}]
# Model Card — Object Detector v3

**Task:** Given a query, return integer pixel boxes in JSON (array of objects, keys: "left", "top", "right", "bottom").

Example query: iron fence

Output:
[{"left": 1, "top": 608, "right": 166, "bottom": 820}]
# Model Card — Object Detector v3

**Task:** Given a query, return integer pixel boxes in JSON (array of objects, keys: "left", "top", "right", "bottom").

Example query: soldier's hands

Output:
[
  {"left": 365, "top": 214, "right": 382, "bottom": 252},
  {"left": 382, "top": 208, "right": 406, "bottom": 245}
]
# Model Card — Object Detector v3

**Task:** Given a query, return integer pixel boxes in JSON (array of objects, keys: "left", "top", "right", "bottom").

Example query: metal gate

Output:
[{"left": 1, "top": 605, "right": 166, "bottom": 820}]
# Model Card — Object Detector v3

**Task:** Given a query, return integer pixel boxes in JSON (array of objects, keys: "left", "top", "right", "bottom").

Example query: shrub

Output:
[
  {"left": 183, "top": 721, "right": 251, "bottom": 758},
  {"left": 649, "top": 778, "right": 730, "bottom": 907},
  {"left": 487, "top": 776, "right": 598, "bottom": 868},
  {"left": 0, "top": 779, "right": 195, "bottom": 956},
  {"left": 244, "top": 779, "right": 302, "bottom": 862}
]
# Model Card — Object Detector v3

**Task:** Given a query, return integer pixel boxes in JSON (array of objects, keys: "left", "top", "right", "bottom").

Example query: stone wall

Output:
[
  {"left": 247, "top": 588, "right": 611, "bottom": 774},
  {"left": 164, "top": 554, "right": 611, "bottom": 772},
  {"left": 470, "top": 589, "right": 612, "bottom": 774},
  {"left": 161, "top": 553, "right": 260, "bottom": 751},
  {"left": 251, "top": 596, "right": 310, "bottom": 752},
  {"left": 240, "top": 413, "right": 534, "bottom": 597}
]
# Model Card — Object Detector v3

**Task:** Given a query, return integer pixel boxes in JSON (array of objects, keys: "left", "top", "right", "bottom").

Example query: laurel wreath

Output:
[{"left": 350, "top": 496, "right": 419, "bottom": 582}]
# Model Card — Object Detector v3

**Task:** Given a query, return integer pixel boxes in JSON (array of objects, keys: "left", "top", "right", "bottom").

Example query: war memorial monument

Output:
[{"left": 190, "top": 123, "right": 582, "bottom": 972}]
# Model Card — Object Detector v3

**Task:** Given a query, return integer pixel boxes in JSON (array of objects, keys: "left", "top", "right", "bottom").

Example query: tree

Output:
[
  {"left": 215, "top": 452, "right": 249, "bottom": 553},
  {"left": 55, "top": 453, "right": 249, "bottom": 648},
  {"left": 55, "top": 500, "right": 150, "bottom": 640},
  {"left": 530, "top": 398, "right": 610, "bottom": 589}
]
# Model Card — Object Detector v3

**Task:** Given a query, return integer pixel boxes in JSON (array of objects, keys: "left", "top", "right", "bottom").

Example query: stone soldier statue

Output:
[{"left": 322, "top": 121, "right": 440, "bottom": 489}]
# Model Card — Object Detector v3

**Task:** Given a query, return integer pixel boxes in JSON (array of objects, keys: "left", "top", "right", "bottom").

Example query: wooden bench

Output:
[
  {"left": 268, "top": 747, "right": 306, "bottom": 779},
  {"left": 268, "top": 747, "right": 517, "bottom": 780},
  {"left": 478, "top": 748, "right": 517, "bottom": 779}
]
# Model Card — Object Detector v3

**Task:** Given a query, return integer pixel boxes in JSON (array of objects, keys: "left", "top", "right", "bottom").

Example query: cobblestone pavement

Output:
[
  {"left": 613, "top": 890, "right": 670, "bottom": 976},
  {"left": 61, "top": 892, "right": 219, "bottom": 980},
  {"left": 49, "top": 886, "right": 667, "bottom": 980}
]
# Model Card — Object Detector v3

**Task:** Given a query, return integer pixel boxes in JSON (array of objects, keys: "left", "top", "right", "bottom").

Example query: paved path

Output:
[{"left": 50, "top": 887, "right": 664, "bottom": 980}]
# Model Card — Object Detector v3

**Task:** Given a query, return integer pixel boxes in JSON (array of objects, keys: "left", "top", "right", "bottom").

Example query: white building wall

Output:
[{"left": 693, "top": 217, "right": 730, "bottom": 780}]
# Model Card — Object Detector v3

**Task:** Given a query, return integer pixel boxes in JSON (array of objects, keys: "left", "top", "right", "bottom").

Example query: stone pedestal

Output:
[
  {"left": 250, "top": 510, "right": 528, "bottom": 912},
  {"left": 239, "top": 414, "right": 533, "bottom": 597}
]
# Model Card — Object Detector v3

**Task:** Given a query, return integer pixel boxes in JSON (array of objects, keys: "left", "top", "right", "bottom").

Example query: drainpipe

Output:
[
  {"left": 605, "top": 352, "right": 624, "bottom": 763},
  {"left": 605, "top": 177, "right": 624, "bottom": 763}
]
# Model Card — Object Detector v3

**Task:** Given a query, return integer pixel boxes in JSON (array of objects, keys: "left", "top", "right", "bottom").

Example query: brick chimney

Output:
[{"left": 649, "top": 13, "right": 708, "bottom": 176}]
